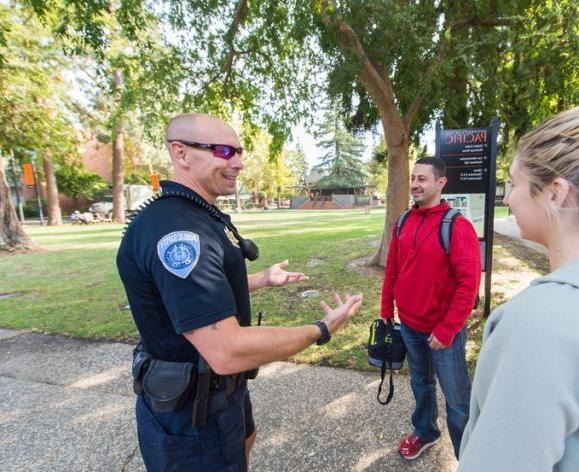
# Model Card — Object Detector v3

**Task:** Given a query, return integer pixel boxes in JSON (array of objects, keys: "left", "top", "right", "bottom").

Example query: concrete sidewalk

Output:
[
  {"left": 493, "top": 215, "right": 547, "bottom": 255},
  {"left": 0, "top": 329, "right": 458, "bottom": 472},
  {"left": 1, "top": 217, "right": 544, "bottom": 471}
]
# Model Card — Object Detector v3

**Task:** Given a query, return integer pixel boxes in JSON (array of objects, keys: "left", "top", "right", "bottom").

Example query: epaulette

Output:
[
  {"left": 153, "top": 190, "right": 230, "bottom": 225},
  {"left": 121, "top": 192, "right": 163, "bottom": 237}
]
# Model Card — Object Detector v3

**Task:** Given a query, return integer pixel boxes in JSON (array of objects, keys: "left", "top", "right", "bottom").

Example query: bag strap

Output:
[
  {"left": 377, "top": 319, "right": 394, "bottom": 405},
  {"left": 395, "top": 210, "right": 411, "bottom": 237},
  {"left": 397, "top": 207, "right": 461, "bottom": 255},
  {"left": 438, "top": 207, "right": 461, "bottom": 254}
]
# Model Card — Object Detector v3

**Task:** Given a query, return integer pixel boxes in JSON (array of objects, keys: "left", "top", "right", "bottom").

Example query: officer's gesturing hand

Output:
[
  {"left": 248, "top": 259, "right": 309, "bottom": 291},
  {"left": 320, "top": 293, "right": 364, "bottom": 335},
  {"left": 185, "top": 292, "right": 364, "bottom": 376}
]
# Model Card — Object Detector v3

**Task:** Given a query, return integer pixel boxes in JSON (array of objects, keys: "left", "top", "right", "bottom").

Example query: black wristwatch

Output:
[{"left": 314, "top": 320, "right": 331, "bottom": 345}]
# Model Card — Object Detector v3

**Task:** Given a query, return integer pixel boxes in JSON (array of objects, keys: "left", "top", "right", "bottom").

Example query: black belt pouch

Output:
[
  {"left": 132, "top": 350, "right": 153, "bottom": 395},
  {"left": 142, "top": 360, "right": 195, "bottom": 412}
]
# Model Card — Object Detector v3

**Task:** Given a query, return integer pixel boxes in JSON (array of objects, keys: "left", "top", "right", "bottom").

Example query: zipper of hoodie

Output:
[{"left": 413, "top": 213, "right": 427, "bottom": 248}]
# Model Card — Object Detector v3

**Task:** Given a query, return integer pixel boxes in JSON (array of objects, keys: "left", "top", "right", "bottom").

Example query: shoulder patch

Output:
[{"left": 157, "top": 231, "right": 201, "bottom": 279}]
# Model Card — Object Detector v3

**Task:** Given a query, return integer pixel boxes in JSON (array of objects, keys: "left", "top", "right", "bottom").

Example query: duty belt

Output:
[{"left": 132, "top": 344, "right": 255, "bottom": 427}]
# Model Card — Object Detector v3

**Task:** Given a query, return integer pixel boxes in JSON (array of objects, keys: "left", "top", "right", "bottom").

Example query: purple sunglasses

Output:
[{"left": 167, "top": 139, "right": 243, "bottom": 160}]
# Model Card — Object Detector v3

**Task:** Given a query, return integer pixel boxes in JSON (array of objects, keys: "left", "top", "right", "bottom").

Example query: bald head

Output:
[
  {"left": 165, "top": 113, "right": 240, "bottom": 152},
  {"left": 164, "top": 113, "right": 243, "bottom": 201}
]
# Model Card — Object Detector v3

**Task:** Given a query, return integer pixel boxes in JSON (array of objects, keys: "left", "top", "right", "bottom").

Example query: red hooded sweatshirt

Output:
[{"left": 381, "top": 202, "right": 481, "bottom": 347}]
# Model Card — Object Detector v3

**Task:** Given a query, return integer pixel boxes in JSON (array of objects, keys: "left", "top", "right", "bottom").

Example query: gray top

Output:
[{"left": 459, "top": 257, "right": 579, "bottom": 472}]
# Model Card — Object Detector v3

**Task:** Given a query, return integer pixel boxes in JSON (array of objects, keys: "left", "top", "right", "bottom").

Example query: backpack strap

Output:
[
  {"left": 438, "top": 207, "right": 480, "bottom": 310},
  {"left": 438, "top": 207, "right": 461, "bottom": 255},
  {"left": 395, "top": 210, "right": 411, "bottom": 237}
]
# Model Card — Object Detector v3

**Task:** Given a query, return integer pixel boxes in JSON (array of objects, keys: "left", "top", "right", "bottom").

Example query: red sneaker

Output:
[{"left": 398, "top": 433, "right": 440, "bottom": 460}]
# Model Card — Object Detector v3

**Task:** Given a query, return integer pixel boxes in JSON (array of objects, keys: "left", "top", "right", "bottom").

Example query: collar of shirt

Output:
[
  {"left": 159, "top": 180, "right": 232, "bottom": 225},
  {"left": 410, "top": 200, "right": 449, "bottom": 216}
]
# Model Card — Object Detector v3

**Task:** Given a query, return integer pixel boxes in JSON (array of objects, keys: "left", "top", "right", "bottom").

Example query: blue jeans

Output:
[{"left": 400, "top": 323, "right": 471, "bottom": 459}]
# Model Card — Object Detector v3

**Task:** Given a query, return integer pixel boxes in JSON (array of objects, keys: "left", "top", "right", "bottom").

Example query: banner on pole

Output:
[
  {"left": 151, "top": 174, "right": 160, "bottom": 192},
  {"left": 22, "top": 163, "right": 35, "bottom": 188}
]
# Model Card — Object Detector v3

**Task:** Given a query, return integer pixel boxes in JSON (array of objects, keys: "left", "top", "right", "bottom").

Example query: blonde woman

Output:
[{"left": 459, "top": 107, "right": 579, "bottom": 471}]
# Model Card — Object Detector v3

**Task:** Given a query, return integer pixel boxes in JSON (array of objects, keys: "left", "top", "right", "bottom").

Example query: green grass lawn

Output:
[
  {"left": 0, "top": 210, "right": 386, "bottom": 369},
  {"left": 494, "top": 206, "right": 510, "bottom": 219},
  {"left": 0, "top": 207, "right": 540, "bottom": 371}
]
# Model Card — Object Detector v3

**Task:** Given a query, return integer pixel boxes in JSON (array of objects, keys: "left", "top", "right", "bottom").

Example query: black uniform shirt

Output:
[{"left": 117, "top": 180, "right": 251, "bottom": 363}]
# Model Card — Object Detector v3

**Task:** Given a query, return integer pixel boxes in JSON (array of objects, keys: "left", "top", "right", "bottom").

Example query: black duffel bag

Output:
[{"left": 367, "top": 318, "right": 407, "bottom": 405}]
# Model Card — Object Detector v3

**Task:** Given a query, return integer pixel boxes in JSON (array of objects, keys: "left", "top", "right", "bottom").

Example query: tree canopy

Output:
[
  {"left": 4, "top": 0, "right": 577, "bottom": 260},
  {"left": 0, "top": 4, "right": 79, "bottom": 161}
]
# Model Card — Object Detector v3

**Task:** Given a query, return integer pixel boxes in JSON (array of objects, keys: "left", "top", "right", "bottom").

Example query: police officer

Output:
[{"left": 117, "top": 113, "right": 363, "bottom": 471}]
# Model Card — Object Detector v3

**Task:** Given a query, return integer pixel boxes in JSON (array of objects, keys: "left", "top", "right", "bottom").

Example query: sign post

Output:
[{"left": 436, "top": 118, "right": 499, "bottom": 317}]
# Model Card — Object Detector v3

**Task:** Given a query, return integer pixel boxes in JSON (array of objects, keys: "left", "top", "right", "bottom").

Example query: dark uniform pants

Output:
[{"left": 136, "top": 384, "right": 254, "bottom": 471}]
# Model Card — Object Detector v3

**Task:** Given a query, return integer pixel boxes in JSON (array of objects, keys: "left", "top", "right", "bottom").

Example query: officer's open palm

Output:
[
  {"left": 320, "top": 293, "right": 363, "bottom": 335},
  {"left": 264, "top": 259, "right": 309, "bottom": 287}
]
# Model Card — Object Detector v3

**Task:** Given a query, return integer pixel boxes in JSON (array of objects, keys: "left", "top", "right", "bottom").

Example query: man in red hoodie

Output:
[{"left": 381, "top": 156, "right": 481, "bottom": 461}]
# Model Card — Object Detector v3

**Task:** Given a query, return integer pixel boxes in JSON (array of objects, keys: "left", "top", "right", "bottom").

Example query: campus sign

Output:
[
  {"left": 438, "top": 128, "right": 491, "bottom": 194},
  {"left": 436, "top": 118, "right": 499, "bottom": 317}
]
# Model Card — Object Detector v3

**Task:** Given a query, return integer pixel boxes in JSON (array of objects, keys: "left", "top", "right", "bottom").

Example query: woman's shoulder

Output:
[{"left": 486, "top": 279, "right": 579, "bottom": 344}]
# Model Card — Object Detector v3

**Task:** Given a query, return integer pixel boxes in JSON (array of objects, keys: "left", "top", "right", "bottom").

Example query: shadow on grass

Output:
[{"left": 492, "top": 233, "right": 549, "bottom": 274}]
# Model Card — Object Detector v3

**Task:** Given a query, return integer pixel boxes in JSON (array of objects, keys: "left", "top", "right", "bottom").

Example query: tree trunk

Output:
[
  {"left": 42, "top": 151, "right": 62, "bottom": 225},
  {"left": 322, "top": 9, "right": 453, "bottom": 266},
  {"left": 111, "top": 117, "right": 125, "bottom": 223},
  {"left": 111, "top": 69, "right": 125, "bottom": 223},
  {"left": 0, "top": 153, "right": 32, "bottom": 251},
  {"left": 370, "top": 121, "right": 410, "bottom": 266},
  {"left": 234, "top": 182, "right": 241, "bottom": 213},
  {"left": 8, "top": 151, "right": 24, "bottom": 222}
]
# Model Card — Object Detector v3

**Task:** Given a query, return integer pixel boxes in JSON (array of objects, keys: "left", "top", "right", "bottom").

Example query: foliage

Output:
[
  {"left": 25, "top": 0, "right": 176, "bottom": 128},
  {"left": 492, "top": 0, "right": 579, "bottom": 172},
  {"left": 122, "top": 123, "right": 172, "bottom": 184},
  {"left": 19, "top": 1, "right": 578, "bottom": 188},
  {"left": 371, "top": 138, "right": 388, "bottom": 165},
  {"left": 12, "top": 1, "right": 578, "bottom": 257},
  {"left": 17, "top": 0, "right": 579, "bottom": 166},
  {"left": 311, "top": 0, "right": 444, "bottom": 135},
  {"left": 0, "top": 2, "right": 81, "bottom": 237},
  {"left": 0, "top": 4, "right": 79, "bottom": 164},
  {"left": 285, "top": 147, "right": 309, "bottom": 187},
  {"left": 25, "top": 0, "right": 323, "bottom": 153},
  {"left": 55, "top": 165, "right": 108, "bottom": 200},
  {"left": 25, "top": 0, "right": 187, "bottom": 223},
  {"left": 314, "top": 104, "right": 366, "bottom": 184},
  {"left": 313, "top": 174, "right": 366, "bottom": 190},
  {"left": 238, "top": 130, "right": 304, "bottom": 202},
  {"left": 22, "top": 198, "right": 46, "bottom": 218},
  {"left": 310, "top": 0, "right": 576, "bottom": 135}
]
